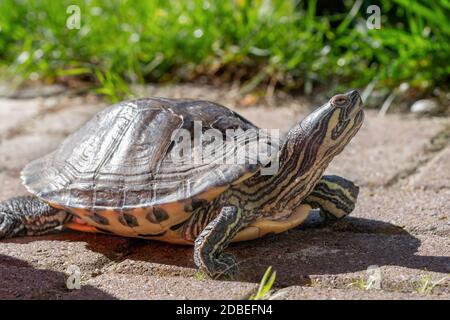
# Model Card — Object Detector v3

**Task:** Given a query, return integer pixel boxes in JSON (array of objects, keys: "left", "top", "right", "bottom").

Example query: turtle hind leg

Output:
[
  {"left": 302, "top": 175, "right": 359, "bottom": 228},
  {"left": 0, "top": 195, "right": 71, "bottom": 239},
  {"left": 194, "top": 205, "right": 245, "bottom": 278}
]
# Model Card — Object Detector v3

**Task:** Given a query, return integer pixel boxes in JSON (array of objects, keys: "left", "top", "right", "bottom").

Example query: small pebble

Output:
[{"left": 410, "top": 99, "right": 442, "bottom": 115}]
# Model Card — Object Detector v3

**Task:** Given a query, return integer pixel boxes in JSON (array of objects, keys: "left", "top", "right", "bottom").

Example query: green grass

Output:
[
  {"left": 0, "top": 0, "right": 448, "bottom": 102},
  {"left": 249, "top": 266, "right": 277, "bottom": 300},
  {"left": 194, "top": 270, "right": 208, "bottom": 281},
  {"left": 348, "top": 278, "right": 365, "bottom": 290},
  {"left": 415, "top": 275, "right": 448, "bottom": 295},
  {"left": 348, "top": 277, "right": 376, "bottom": 291}
]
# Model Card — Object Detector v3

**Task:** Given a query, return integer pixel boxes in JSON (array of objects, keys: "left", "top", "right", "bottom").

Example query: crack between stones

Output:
[
  {"left": 266, "top": 278, "right": 449, "bottom": 300},
  {"left": 0, "top": 99, "right": 86, "bottom": 144},
  {"left": 384, "top": 122, "right": 450, "bottom": 188}
]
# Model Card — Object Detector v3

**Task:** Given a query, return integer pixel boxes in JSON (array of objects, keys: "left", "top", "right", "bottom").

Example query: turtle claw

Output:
[
  {"left": 202, "top": 252, "right": 239, "bottom": 279},
  {"left": 213, "top": 252, "right": 239, "bottom": 279},
  {"left": 194, "top": 205, "right": 244, "bottom": 279}
]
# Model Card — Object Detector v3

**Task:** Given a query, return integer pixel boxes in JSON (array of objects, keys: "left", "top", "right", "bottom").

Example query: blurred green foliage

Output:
[{"left": 0, "top": 0, "right": 448, "bottom": 102}]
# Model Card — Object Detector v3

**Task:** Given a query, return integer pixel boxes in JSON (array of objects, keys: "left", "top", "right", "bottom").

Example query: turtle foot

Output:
[{"left": 199, "top": 252, "right": 239, "bottom": 279}]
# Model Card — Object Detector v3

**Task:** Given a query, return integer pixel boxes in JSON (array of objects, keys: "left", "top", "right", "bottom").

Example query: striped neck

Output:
[
  {"left": 237, "top": 122, "right": 332, "bottom": 213},
  {"left": 233, "top": 94, "right": 364, "bottom": 215}
]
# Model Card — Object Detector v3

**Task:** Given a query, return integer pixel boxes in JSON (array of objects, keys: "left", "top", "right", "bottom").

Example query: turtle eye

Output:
[{"left": 331, "top": 95, "right": 348, "bottom": 107}]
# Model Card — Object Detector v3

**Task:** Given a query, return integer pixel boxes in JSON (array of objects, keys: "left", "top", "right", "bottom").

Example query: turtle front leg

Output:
[
  {"left": 0, "top": 196, "right": 71, "bottom": 239},
  {"left": 194, "top": 205, "right": 245, "bottom": 278},
  {"left": 302, "top": 175, "right": 359, "bottom": 228}
]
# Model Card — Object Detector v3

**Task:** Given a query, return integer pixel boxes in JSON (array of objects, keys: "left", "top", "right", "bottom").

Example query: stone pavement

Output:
[{"left": 0, "top": 84, "right": 448, "bottom": 300}]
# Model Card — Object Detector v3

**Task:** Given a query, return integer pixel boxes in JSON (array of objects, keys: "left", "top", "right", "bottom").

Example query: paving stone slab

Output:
[
  {"left": 0, "top": 98, "right": 43, "bottom": 136},
  {"left": 228, "top": 230, "right": 449, "bottom": 292},
  {"left": 272, "top": 286, "right": 443, "bottom": 300},
  {"left": 0, "top": 263, "right": 70, "bottom": 299},
  {"left": 411, "top": 146, "right": 450, "bottom": 190},
  {"left": 0, "top": 256, "right": 116, "bottom": 299},
  {"left": 0, "top": 171, "right": 29, "bottom": 200},
  {"left": 1, "top": 230, "right": 447, "bottom": 299},
  {"left": 63, "top": 273, "right": 256, "bottom": 300},
  {"left": 236, "top": 106, "right": 305, "bottom": 135},
  {"left": 327, "top": 113, "right": 448, "bottom": 186},
  {"left": 0, "top": 133, "right": 63, "bottom": 172},
  {"left": 0, "top": 233, "right": 133, "bottom": 274},
  {"left": 7, "top": 84, "right": 67, "bottom": 99},
  {"left": 134, "top": 83, "right": 311, "bottom": 110},
  {"left": 305, "top": 265, "right": 449, "bottom": 296},
  {"left": 25, "top": 102, "right": 104, "bottom": 136},
  {"left": 76, "top": 228, "right": 449, "bottom": 296},
  {"left": 338, "top": 187, "right": 450, "bottom": 236},
  {"left": 103, "top": 240, "right": 196, "bottom": 278}
]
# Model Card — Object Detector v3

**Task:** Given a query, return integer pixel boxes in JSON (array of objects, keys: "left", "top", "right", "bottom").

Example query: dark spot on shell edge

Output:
[
  {"left": 154, "top": 207, "right": 169, "bottom": 222},
  {"left": 146, "top": 207, "right": 169, "bottom": 224},
  {"left": 91, "top": 213, "right": 109, "bottom": 226},
  {"left": 123, "top": 213, "right": 139, "bottom": 227}
]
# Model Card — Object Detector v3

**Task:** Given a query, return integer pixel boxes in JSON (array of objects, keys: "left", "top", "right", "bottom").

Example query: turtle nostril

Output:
[
  {"left": 352, "top": 90, "right": 361, "bottom": 100},
  {"left": 348, "top": 90, "right": 360, "bottom": 98},
  {"left": 346, "top": 90, "right": 363, "bottom": 108}
]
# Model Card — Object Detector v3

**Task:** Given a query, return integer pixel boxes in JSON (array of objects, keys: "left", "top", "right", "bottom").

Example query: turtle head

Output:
[
  {"left": 281, "top": 90, "right": 364, "bottom": 177},
  {"left": 259, "top": 90, "right": 364, "bottom": 211},
  {"left": 301, "top": 89, "right": 364, "bottom": 155},
  {"left": 231, "top": 90, "right": 364, "bottom": 215}
]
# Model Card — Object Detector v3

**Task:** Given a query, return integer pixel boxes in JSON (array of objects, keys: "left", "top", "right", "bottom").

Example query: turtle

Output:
[{"left": 0, "top": 90, "right": 364, "bottom": 277}]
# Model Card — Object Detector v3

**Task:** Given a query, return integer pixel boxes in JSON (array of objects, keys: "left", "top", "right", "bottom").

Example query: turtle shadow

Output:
[
  {"left": 2, "top": 217, "right": 449, "bottom": 287},
  {"left": 0, "top": 231, "right": 197, "bottom": 276},
  {"left": 92, "top": 216, "right": 447, "bottom": 286},
  {"left": 0, "top": 254, "right": 117, "bottom": 299},
  {"left": 231, "top": 217, "right": 450, "bottom": 286}
]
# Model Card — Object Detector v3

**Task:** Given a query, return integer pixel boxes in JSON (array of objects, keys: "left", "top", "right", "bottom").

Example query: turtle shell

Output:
[{"left": 21, "top": 98, "right": 268, "bottom": 240}]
